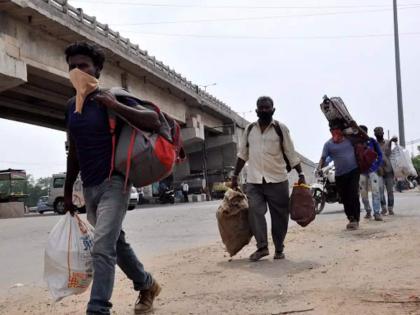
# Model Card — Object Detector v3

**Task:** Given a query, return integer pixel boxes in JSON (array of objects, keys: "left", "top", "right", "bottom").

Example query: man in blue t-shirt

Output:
[
  {"left": 63, "top": 42, "right": 161, "bottom": 315},
  {"left": 317, "top": 121, "right": 366, "bottom": 230},
  {"left": 358, "top": 125, "right": 383, "bottom": 221}
]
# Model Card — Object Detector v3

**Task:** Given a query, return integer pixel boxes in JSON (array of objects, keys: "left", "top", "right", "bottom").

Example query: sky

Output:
[{"left": 1, "top": 0, "right": 420, "bottom": 179}]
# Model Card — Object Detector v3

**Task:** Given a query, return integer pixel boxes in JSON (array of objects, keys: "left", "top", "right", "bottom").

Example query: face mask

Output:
[
  {"left": 69, "top": 68, "right": 99, "bottom": 114},
  {"left": 332, "top": 129, "right": 344, "bottom": 143},
  {"left": 257, "top": 111, "right": 273, "bottom": 124}
]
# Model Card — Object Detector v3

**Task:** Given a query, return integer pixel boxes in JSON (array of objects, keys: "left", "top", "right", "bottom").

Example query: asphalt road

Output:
[{"left": 0, "top": 192, "right": 418, "bottom": 294}]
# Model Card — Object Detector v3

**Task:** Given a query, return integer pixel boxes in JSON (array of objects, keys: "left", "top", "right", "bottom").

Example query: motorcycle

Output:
[
  {"left": 159, "top": 187, "right": 175, "bottom": 204},
  {"left": 311, "top": 165, "right": 341, "bottom": 214}
]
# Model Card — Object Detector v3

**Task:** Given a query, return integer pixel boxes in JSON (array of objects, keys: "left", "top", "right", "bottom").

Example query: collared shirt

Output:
[
  {"left": 237, "top": 121, "right": 300, "bottom": 184},
  {"left": 378, "top": 139, "right": 393, "bottom": 174}
]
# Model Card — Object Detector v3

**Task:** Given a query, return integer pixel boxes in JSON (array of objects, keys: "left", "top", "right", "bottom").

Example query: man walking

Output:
[
  {"left": 358, "top": 125, "right": 383, "bottom": 221},
  {"left": 231, "top": 96, "right": 305, "bottom": 262},
  {"left": 318, "top": 121, "right": 362, "bottom": 230},
  {"left": 64, "top": 42, "right": 161, "bottom": 315},
  {"left": 374, "top": 127, "right": 398, "bottom": 215},
  {"left": 181, "top": 182, "right": 189, "bottom": 202}
]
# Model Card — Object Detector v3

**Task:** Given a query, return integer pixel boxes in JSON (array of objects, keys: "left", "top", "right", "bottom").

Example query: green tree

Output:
[
  {"left": 412, "top": 155, "right": 420, "bottom": 174},
  {"left": 25, "top": 175, "right": 51, "bottom": 207}
]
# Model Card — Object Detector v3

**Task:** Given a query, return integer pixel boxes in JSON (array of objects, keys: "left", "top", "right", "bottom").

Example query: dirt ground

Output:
[{"left": 1, "top": 195, "right": 420, "bottom": 315}]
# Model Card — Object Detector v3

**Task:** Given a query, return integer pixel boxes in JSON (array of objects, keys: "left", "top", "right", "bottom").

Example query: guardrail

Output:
[{"left": 40, "top": 0, "right": 242, "bottom": 122}]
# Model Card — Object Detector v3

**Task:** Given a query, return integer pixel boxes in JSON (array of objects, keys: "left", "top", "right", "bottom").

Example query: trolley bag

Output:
[{"left": 320, "top": 95, "right": 355, "bottom": 133}]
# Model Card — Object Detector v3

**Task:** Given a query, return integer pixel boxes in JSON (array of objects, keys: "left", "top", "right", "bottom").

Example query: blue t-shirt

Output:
[
  {"left": 365, "top": 137, "right": 383, "bottom": 174},
  {"left": 322, "top": 138, "right": 358, "bottom": 176},
  {"left": 66, "top": 93, "right": 137, "bottom": 187}
]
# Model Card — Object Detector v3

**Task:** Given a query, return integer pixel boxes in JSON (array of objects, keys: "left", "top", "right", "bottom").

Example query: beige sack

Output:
[{"left": 216, "top": 189, "right": 252, "bottom": 257}]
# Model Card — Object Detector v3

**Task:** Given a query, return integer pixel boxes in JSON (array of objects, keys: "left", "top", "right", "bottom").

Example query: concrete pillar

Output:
[
  {"left": 0, "top": 35, "right": 27, "bottom": 92},
  {"left": 181, "top": 114, "right": 205, "bottom": 146}
]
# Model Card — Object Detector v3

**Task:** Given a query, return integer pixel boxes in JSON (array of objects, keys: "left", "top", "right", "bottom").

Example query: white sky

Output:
[{"left": 1, "top": 0, "right": 420, "bottom": 179}]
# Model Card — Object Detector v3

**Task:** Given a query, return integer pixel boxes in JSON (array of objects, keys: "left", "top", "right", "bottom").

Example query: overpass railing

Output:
[{"left": 40, "top": 0, "right": 244, "bottom": 124}]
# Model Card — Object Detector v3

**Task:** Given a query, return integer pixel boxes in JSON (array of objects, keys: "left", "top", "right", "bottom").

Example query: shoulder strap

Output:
[
  {"left": 273, "top": 120, "right": 284, "bottom": 147},
  {"left": 273, "top": 120, "right": 292, "bottom": 172},
  {"left": 245, "top": 122, "right": 256, "bottom": 148}
]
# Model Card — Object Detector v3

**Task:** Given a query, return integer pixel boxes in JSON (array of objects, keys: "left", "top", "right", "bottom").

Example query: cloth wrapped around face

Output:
[{"left": 69, "top": 68, "right": 99, "bottom": 114}]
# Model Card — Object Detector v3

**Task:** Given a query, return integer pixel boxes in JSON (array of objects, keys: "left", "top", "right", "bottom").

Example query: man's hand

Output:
[
  {"left": 231, "top": 175, "right": 239, "bottom": 189},
  {"left": 64, "top": 194, "right": 75, "bottom": 216},
  {"left": 298, "top": 175, "right": 306, "bottom": 185},
  {"left": 94, "top": 91, "right": 119, "bottom": 110},
  {"left": 391, "top": 136, "right": 398, "bottom": 143}
]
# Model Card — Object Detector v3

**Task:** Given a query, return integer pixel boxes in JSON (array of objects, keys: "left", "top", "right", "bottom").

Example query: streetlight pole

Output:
[
  {"left": 393, "top": 0, "right": 406, "bottom": 147},
  {"left": 199, "top": 83, "right": 217, "bottom": 91}
]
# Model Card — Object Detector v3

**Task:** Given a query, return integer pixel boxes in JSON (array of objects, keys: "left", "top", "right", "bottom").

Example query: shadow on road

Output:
[
  {"left": 318, "top": 209, "right": 344, "bottom": 215},
  {"left": 217, "top": 257, "right": 321, "bottom": 278}
]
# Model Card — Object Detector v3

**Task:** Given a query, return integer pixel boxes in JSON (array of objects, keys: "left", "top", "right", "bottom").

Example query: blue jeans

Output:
[
  {"left": 84, "top": 175, "right": 152, "bottom": 315},
  {"left": 359, "top": 172, "right": 381, "bottom": 215}
]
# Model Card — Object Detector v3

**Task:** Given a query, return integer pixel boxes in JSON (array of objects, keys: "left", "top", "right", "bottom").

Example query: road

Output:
[
  {"left": 0, "top": 201, "right": 220, "bottom": 293},
  {"left": 0, "top": 192, "right": 418, "bottom": 294}
]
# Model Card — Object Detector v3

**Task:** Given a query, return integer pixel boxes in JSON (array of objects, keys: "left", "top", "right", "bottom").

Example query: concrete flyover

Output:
[{"left": 0, "top": 0, "right": 316, "bottom": 190}]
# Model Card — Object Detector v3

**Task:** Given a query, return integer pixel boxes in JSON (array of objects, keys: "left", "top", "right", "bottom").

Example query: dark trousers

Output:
[
  {"left": 335, "top": 168, "right": 361, "bottom": 222},
  {"left": 183, "top": 191, "right": 189, "bottom": 202},
  {"left": 246, "top": 181, "right": 289, "bottom": 253},
  {"left": 380, "top": 172, "right": 394, "bottom": 210}
]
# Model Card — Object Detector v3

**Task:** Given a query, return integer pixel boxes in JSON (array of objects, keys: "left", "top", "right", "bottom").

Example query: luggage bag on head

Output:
[{"left": 320, "top": 95, "right": 356, "bottom": 134}]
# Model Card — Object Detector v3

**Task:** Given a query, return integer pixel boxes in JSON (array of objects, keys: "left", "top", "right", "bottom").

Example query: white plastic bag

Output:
[
  {"left": 390, "top": 145, "right": 417, "bottom": 178},
  {"left": 44, "top": 213, "right": 94, "bottom": 301}
]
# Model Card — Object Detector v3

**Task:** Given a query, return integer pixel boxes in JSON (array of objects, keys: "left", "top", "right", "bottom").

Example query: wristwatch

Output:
[{"left": 298, "top": 172, "right": 305, "bottom": 177}]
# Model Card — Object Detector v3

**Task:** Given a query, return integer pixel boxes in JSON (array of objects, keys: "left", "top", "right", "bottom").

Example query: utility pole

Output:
[{"left": 393, "top": 0, "right": 406, "bottom": 147}]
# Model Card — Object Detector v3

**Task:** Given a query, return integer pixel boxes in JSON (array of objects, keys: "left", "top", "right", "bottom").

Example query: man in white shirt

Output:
[
  {"left": 181, "top": 182, "right": 189, "bottom": 202},
  {"left": 232, "top": 96, "right": 305, "bottom": 261}
]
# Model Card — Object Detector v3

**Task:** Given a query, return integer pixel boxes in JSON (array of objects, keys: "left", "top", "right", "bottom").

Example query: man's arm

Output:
[
  {"left": 373, "top": 139, "right": 383, "bottom": 166},
  {"left": 231, "top": 126, "right": 251, "bottom": 189},
  {"left": 318, "top": 157, "right": 326, "bottom": 170},
  {"left": 317, "top": 142, "right": 329, "bottom": 174},
  {"left": 64, "top": 135, "right": 79, "bottom": 215},
  {"left": 231, "top": 158, "right": 246, "bottom": 188},
  {"left": 94, "top": 91, "right": 161, "bottom": 131},
  {"left": 293, "top": 163, "right": 306, "bottom": 184},
  {"left": 277, "top": 124, "right": 305, "bottom": 184}
]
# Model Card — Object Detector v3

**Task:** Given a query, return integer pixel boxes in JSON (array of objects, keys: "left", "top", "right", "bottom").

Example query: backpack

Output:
[
  {"left": 107, "top": 88, "right": 185, "bottom": 189},
  {"left": 354, "top": 139, "right": 379, "bottom": 174},
  {"left": 246, "top": 121, "right": 292, "bottom": 172}
]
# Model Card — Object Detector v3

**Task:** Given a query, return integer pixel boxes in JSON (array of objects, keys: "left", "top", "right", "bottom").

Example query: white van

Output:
[{"left": 47, "top": 173, "right": 138, "bottom": 214}]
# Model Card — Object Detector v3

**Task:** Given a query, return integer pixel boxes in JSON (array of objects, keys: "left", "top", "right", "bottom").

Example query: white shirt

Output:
[{"left": 237, "top": 121, "right": 300, "bottom": 184}]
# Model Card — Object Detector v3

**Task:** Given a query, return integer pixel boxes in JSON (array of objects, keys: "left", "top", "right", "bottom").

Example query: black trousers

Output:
[
  {"left": 246, "top": 181, "right": 289, "bottom": 253},
  {"left": 335, "top": 168, "right": 361, "bottom": 222}
]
